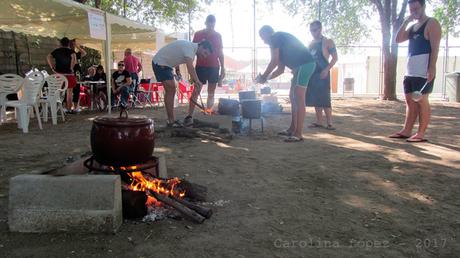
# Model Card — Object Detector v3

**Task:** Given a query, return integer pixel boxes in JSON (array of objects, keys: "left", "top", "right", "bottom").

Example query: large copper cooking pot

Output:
[{"left": 91, "top": 110, "right": 155, "bottom": 166}]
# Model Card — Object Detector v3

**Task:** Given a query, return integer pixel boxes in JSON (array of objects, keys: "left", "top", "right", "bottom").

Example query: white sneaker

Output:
[{"left": 74, "top": 108, "right": 81, "bottom": 113}]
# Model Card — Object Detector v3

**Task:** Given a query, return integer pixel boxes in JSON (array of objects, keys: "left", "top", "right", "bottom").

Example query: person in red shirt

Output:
[
  {"left": 184, "top": 15, "right": 225, "bottom": 126},
  {"left": 123, "top": 48, "right": 142, "bottom": 93}
]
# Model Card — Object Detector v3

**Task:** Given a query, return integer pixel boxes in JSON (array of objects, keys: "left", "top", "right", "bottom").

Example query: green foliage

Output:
[
  {"left": 266, "top": 0, "right": 371, "bottom": 46},
  {"left": 80, "top": 46, "right": 102, "bottom": 75},
  {"left": 432, "top": 0, "right": 460, "bottom": 37},
  {"left": 83, "top": 0, "right": 209, "bottom": 29}
]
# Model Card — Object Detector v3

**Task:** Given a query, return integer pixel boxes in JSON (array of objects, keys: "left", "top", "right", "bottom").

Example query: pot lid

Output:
[{"left": 94, "top": 115, "right": 153, "bottom": 127}]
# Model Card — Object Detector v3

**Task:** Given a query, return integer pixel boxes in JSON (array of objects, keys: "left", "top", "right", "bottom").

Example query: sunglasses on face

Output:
[
  {"left": 310, "top": 27, "right": 320, "bottom": 32},
  {"left": 118, "top": 64, "right": 124, "bottom": 67}
]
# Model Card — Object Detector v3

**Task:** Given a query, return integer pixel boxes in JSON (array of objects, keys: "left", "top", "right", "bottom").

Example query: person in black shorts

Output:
[
  {"left": 390, "top": 0, "right": 441, "bottom": 143},
  {"left": 184, "top": 15, "right": 225, "bottom": 126}
]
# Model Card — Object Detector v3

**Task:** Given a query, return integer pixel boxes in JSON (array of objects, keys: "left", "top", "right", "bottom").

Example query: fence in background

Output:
[{"left": 222, "top": 46, "right": 460, "bottom": 99}]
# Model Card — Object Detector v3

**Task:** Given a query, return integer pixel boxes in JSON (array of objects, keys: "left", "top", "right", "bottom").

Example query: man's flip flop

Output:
[
  {"left": 308, "top": 123, "right": 324, "bottom": 128},
  {"left": 167, "top": 120, "right": 183, "bottom": 128},
  {"left": 277, "top": 130, "right": 292, "bottom": 136},
  {"left": 389, "top": 133, "right": 410, "bottom": 139},
  {"left": 325, "top": 125, "right": 336, "bottom": 130},
  {"left": 284, "top": 136, "right": 304, "bottom": 142},
  {"left": 406, "top": 137, "right": 428, "bottom": 143}
]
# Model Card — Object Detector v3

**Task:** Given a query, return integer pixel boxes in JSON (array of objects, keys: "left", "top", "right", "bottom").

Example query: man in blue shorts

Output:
[
  {"left": 257, "top": 25, "right": 316, "bottom": 142},
  {"left": 390, "top": 0, "right": 441, "bottom": 142},
  {"left": 152, "top": 40, "right": 213, "bottom": 127}
]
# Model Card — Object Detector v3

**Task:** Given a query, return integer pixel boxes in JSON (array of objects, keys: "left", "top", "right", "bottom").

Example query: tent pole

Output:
[{"left": 105, "top": 12, "right": 112, "bottom": 114}]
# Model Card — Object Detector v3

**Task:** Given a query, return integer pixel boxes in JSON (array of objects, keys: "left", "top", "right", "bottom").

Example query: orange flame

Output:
[
  {"left": 146, "top": 195, "right": 162, "bottom": 207},
  {"left": 200, "top": 108, "right": 214, "bottom": 115},
  {"left": 126, "top": 171, "right": 185, "bottom": 198},
  {"left": 111, "top": 166, "right": 186, "bottom": 207}
]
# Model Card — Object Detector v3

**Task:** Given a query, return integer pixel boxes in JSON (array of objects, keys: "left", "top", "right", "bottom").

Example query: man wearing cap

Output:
[{"left": 184, "top": 15, "right": 225, "bottom": 126}]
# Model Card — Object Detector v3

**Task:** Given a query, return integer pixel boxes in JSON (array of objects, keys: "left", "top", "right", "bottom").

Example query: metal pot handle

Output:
[{"left": 119, "top": 107, "right": 128, "bottom": 119}]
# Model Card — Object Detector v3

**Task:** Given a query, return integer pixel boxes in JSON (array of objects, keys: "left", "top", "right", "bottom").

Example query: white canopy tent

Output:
[{"left": 0, "top": 0, "right": 174, "bottom": 113}]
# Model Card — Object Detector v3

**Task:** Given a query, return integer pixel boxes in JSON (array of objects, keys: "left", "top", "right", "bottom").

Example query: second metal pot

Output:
[{"left": 241, "top": 99, "right": 261, "bottom": 119}]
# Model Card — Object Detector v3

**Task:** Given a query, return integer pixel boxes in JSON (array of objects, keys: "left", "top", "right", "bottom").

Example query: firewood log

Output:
[
  {"left": 147, "top": 190, "right": 205, "bottom": 224},
  {"left": 170, "top": 127, "right": 231, "bottom": 143},
  {"left": 178, "top": 180, "right": 208, "bottom": 202},
  {"left": 171, "top": 195, "right": 213, "bottom": 219},
  {"left": 193, "top": 119, "right": 220, "bottom": 129}
]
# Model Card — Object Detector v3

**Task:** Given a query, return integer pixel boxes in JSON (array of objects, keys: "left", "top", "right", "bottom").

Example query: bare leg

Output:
[
  {"left": 162, "top": 80, "right": 176, "bottom": 123},
  {"left": 413, "top": 94, "right": 431, "bottom": 139},
  {"left": 324, "top": 107, "right": 333, "bottom": 126},
  {"left": 293, "top": 86, "right": 307, "bottom": 138},
  {"left": 207, "top": 83, "right": 217, "bottom": 109},
  {"left": 187, "top": 84, "right": 203, "bottom": 116},
  {"left": 66, "top": 88, "right": 73, "bottom": 110},
  {"left": 397, "top": 93, "right": 419, "bottom": 136},
  {"left": 288, "top": 86, "right": 296, "bottom": 133},
  {"left": 314, "top": 107, "right": 323, "bottom": 125}
]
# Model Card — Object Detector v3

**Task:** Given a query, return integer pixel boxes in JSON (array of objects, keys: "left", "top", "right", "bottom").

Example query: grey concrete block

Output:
[{"left": 8, "top": 174, "right": 122, "bottom": 233}]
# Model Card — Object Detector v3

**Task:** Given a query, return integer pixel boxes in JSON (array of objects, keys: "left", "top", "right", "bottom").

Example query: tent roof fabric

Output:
[{"left": 0, "top": 0, "right": 173, "bottom": 51}]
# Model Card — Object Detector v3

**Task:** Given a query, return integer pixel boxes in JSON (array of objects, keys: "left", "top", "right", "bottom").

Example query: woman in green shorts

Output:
[{"left": 258, "top": 25, "right": 316, "bottom": 142}]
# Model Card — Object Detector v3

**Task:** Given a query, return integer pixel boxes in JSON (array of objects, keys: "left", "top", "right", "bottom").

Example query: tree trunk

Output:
[
  {"left": 382, "top": 47, "right": 398, "bottom": 100},
  {"left": 381, "top": 26, "right": 400, "bottom": 100},
  {"left": 380, "top": 13, "right": 397, "bottom": 101},
  {"left": 379, "top": 0, "right": 406, "bottom": 100},
  {"left": 123, "top": 0, "right": 127, "bottom": 17}
]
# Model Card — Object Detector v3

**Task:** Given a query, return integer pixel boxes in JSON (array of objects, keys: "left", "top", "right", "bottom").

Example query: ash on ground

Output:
[{"left": 142, "top": 205, "right": 181, "bottom": 222}]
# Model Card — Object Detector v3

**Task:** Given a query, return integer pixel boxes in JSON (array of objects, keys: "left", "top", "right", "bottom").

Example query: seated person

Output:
[
  {"left": 92, "top": 65, "right": 108, "bottom": 110},
  {"left": 83, "top": 66, "right": 96, "bottom": 81},
  {"left": 93, "top": 65, "right": 107, "bottom": 93},
  {"left": 111, "top": 61, "right": 132, "bottom": 107},
  {"left": 93, "top": 65, "right": 106, "bottom": 82}
]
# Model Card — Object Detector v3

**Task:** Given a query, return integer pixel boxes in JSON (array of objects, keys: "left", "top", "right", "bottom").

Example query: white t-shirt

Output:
[{"left": 153, "top": 40, "right": 198, "bottom": 68}]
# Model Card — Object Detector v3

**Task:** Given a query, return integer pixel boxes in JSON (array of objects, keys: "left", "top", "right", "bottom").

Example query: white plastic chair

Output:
[
  {"left": 40, "top": 74, "right": 68, "bottom": 124},
  {"left": 0, "top": 74, "right": 24, "bottom": 123},
  {"left": 1, "top": 72, "right": 44, "bottom": 133}
]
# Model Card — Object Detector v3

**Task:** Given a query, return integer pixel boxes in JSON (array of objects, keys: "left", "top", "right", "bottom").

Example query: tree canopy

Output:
[
  {"left": 273, "top": 0, "right": 372, "bottom": 46},
  {"left": 433, "top": 0, "right": 460, "bottom": 38},
  {"left": 75, "top": 0, "right": 212, "bottom": 29},
  {"left": 269, "top": 0, "right": 458, "bottom": 46}
]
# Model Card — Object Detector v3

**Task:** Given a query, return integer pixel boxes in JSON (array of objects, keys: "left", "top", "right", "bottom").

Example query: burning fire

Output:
[
  {"left": 113, "top": 166, "right": 185, "bottom": 199},
  {"left": 201, "top": 108, "right": 214, "bottom": 115},
  {"left": 128, "top": 171, "right": 185, "bottom": 198}
]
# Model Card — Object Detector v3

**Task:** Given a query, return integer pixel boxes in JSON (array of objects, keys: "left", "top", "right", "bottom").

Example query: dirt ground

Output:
[{"left": 0, "top": 98, "right": 459, "bottom": 257}]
